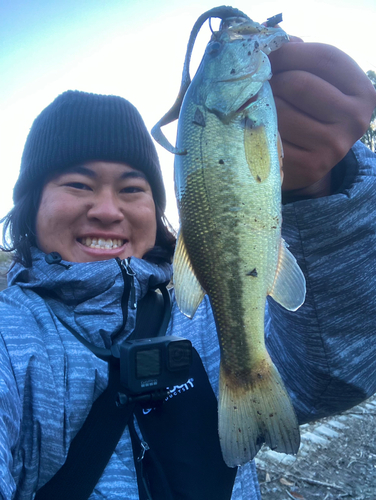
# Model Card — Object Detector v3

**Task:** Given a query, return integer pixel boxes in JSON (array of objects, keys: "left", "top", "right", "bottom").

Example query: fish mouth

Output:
[
  {"left": 218, "top": 73, "right": 255, "bottom": 83},
  {"left": 78, "top": 237, "right": 125, "bottom": 249},
  {"left": 237, "top": 93, "right": 258, "bottom": 112}
]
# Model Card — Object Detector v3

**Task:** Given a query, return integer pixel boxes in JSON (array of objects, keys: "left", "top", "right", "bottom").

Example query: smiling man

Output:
[
  {"left": 36, "top": 161, "right": 157, "bottom": 262},
  {"left": 7, "top": 91, "right": 173, "bottom": 267}
]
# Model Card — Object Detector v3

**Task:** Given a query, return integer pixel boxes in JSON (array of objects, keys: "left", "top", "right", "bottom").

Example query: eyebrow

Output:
[
  {"left": 66, "top": 165, "right": 96, "bottom": 177},
  {"left": 64, "top": 165, "right": 148, "bottom": 181},
  {"left": 120, "top": 170, "right": 147, "bottom": 181}
]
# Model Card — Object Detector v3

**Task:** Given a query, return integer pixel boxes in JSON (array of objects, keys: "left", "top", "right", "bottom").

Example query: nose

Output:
[{"left": 87, "top": 189, "right": 124, "bottom": 225}]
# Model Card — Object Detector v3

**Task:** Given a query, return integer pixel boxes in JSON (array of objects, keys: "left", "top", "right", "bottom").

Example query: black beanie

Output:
[{"left": 13, "top": 90, "right": 166, "bottom": 210}]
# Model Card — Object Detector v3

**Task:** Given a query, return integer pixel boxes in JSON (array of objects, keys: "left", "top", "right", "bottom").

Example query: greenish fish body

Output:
[{"left": 156, "top": 15, "right": 306, "bottom": 467}]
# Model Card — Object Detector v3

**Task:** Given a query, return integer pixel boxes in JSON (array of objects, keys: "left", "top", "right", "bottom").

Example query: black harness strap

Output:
[
  {"left": 34, "top": 286, "right": 170, "bottom": 500},
  {"left": 128, "top": 418, "right": 175, "bottom": 500},
  {"left": 133, "top": 348, "right": 238, "bottom": 500},
  {"left": 34, "top": 284, "right": 237, "bottom": 500},
  {"left": 34, "top": 361, "right": 135, "bottom": 500}
]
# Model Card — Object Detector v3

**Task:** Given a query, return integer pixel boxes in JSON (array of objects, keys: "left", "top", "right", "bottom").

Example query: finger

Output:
[
  {"left": 287, "top": 35, "right": 304, "bottom": 43},
  {"left": 281, "top": 142, "right": 332, "bottom": 190},
  {"left": 274, "top": 96, "right": 338, "bottom": 151},
  {"left": 270, "top": 70, "right": 354, "bottom": 124},
  {"left": 269, "top": 42, "right": 369, "bottom": 96},
  {"left": 282, "top": 144, "right": 320, "bottom": 190},
  {"left": 281, "top": 139, "right": 344, "bottom": 191}
]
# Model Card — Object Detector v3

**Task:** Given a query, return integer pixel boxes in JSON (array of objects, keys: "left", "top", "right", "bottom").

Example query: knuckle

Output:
[
  {"left": 286, "top": 72, "right": 311, "bottom": 100},
  {"left": 315, "top": 44, "right": 342, "bottom": 74},
  {"left": 344, "top": 98, "right": 376, "bottom": 139},
  {"left": 323, "top": 132, "right": 350, "bottom": 164},
  {"left": 304, "top": 138, "right": 347, "bottom": 184},
  {"left": 356, "top": 104, "right": 376, "bottom": 137},
  {"left": 306, "top": 156, "right": 329, "bottom": 184}
]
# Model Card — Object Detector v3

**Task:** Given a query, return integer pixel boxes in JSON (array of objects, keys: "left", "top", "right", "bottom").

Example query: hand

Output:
[{"left": 268, "top": 39, "right": 376, "bottom": 195}]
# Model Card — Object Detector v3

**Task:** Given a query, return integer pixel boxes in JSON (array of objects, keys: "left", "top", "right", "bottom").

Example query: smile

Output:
[{"left": 78, "top": 237, "right": 124, "bottom": 249}]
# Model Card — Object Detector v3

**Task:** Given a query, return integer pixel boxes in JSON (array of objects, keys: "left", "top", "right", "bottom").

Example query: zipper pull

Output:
[
  {"left": 122, "top": 258, "right": 137, "bottom": 309},
  {"left": 137, "top": 440, "right": 150, "bottom": 462}
]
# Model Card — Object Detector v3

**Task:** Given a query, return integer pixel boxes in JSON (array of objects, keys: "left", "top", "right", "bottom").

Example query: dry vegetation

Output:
[
  {"left": 0, "top": 252, "right": 11, "bottom": 291},
  {"left": 0, "top": 251, "right": 12, "bottom": 265},
  {"left": 256, "top": 395, "right": 376, "bottom": 500}
]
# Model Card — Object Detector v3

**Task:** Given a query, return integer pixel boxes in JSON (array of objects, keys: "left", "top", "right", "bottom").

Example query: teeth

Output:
[{"left": 79, "top": 238, "right": 124, "bottom": 249}]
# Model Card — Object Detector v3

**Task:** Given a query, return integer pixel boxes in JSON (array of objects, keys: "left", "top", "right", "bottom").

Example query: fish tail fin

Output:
[{"left": 218, "top": 357, "right": 300, "bottom": 467}]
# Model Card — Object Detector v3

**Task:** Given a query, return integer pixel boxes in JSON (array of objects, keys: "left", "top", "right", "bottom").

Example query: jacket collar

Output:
[{"left": 8, "top": 248, "right": 172, "bottom": 348}]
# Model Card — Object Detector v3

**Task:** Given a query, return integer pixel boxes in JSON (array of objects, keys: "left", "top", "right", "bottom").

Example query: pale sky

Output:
[{"left": 1, "top": 0, "right": 375, "bottom": 231}]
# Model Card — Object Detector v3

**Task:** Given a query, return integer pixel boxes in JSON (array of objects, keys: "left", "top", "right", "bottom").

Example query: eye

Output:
[
  {"left": 121, "top": 186, "right": 144, "bottom": 194},
  {"left": 65, "top": 182, "right": 92, "bottom": 191},
  {"left": 206, "top": 41, "right": 222, "bottom": 56}
]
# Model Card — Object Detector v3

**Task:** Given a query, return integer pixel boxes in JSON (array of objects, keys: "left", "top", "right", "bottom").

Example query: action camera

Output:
[{"left": 119, "top": 336, "right": 192, "bottom": 395}]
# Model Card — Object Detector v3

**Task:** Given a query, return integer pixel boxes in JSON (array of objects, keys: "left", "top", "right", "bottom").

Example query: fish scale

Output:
[{"left": 176, "top": 87, "right": 280, "bottom": 363}]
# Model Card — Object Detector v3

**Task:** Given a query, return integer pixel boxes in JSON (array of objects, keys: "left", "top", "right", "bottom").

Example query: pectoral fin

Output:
[
  {"left": 173, "top": 230, "right": 206, "bottom": 318},
  {"left": 269, "top": 239, "right": 306, "bottom": 311}
]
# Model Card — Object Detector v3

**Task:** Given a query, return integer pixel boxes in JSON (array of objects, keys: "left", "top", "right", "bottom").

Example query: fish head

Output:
[{"left": 191, "top": 20, "right": 289, "bottom": 120}]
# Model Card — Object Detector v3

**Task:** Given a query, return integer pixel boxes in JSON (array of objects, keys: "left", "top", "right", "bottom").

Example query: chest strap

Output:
[
  {"left": 132, "top": 348, "right": 238, "bottom": 500},
  {"left": 34, "top": 285, "right": 169, "bottom": 500}
]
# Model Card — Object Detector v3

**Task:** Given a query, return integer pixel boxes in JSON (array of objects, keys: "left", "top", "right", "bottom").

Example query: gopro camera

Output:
[{"left": 119, "top": 336, "right": 192, "bottom": 395}]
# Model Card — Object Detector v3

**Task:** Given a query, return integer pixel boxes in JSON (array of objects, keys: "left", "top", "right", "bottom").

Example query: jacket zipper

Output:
[
  {"left": 122, "top": 258, "right": 137, "bottom": 310},
  {"left": 115, "top": 257, "right": 136, "bottom": 334}
]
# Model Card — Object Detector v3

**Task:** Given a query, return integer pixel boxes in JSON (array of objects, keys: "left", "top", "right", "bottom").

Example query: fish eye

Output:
[{"left": 206, "top": 41, "right": 222, "bottom": 56}]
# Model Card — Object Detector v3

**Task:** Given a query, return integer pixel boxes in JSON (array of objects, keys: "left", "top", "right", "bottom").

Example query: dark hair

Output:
[
  {"left": 1, "top": 184, "right": 43, "bottom": 268},
  {"left": 143, "top": 204, "right": 176, "bottom": 265},
  {"left": 1, "top": 187, "right": 176, "bottom": 268}
]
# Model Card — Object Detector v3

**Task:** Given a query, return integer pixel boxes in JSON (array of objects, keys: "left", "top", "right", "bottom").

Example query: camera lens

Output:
[{"left": 167, "top": 340, "right": 192, "bottom": 371}]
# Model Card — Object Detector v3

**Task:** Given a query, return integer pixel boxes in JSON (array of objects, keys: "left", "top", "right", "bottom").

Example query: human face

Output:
[{"left": 36, "top": 161, "right": 157, "bottom": 263}]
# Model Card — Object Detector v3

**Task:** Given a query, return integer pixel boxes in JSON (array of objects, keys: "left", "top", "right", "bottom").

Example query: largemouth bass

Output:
[{"left": 152, "top": 7, "right": 306, "bottom": 467}]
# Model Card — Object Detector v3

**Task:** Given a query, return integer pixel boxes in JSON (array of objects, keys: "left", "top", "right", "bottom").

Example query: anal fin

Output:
[{"left": 173, "top": 230, "right": 206, "bottom": 318}]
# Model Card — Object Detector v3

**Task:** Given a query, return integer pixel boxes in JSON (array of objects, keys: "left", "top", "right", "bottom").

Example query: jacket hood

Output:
[{"left": 7, "top": 248, "right": 172, "bottom": 348}]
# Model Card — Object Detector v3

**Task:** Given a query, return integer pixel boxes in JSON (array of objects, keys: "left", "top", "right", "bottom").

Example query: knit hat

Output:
[{"left": 13, "top": 90, "right": 166, "bottom": 210}]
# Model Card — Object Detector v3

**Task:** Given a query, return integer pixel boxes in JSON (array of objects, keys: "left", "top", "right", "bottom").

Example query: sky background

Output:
[{"left": 1, "top": 0, "right": 375, "bottom": 231}]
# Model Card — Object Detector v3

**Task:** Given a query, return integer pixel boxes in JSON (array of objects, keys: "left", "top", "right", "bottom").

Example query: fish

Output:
[{"left": 152, "top": 7, "right": 306, "bottom": 467}]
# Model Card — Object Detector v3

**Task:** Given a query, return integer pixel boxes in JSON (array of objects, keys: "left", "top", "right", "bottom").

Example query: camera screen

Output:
[{"left": 136, "top": 349, "right": 161, "bottom": 378}]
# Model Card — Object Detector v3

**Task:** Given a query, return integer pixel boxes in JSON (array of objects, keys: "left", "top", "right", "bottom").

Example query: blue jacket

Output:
[{"left": 1, "top": 141, "right": 376, "bottom": 499}]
